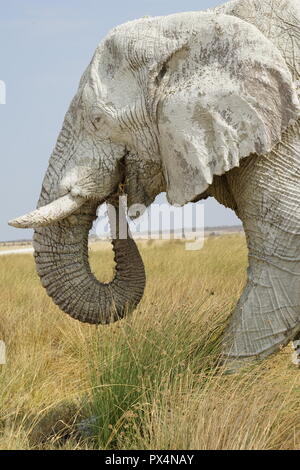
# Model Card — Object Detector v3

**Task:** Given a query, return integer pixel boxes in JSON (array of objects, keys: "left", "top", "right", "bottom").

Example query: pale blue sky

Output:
[{"left": 0, "top": 0, "right": 240, "bottom": 241}]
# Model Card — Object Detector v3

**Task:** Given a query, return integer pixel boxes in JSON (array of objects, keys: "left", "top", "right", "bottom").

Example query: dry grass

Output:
[{"left": 0, "top": 235, "right": 299, "bottom": 450}]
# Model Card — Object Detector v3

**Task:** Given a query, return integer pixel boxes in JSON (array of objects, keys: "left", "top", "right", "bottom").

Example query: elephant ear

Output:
[{"left": 156, "top": 14, "right": 300, "bottom": 206}]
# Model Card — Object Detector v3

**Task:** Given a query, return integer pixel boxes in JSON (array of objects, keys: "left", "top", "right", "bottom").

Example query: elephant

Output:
[{"left": 9, "top": 0, "right": 300, "bottom": 369}]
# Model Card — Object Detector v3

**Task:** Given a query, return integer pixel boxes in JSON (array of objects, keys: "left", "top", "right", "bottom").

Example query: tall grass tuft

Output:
[{"left": 1, "top": 235, "right": 299, "bottom": 449}]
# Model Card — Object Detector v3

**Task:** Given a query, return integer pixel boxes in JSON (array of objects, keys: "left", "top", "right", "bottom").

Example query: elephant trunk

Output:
[
  {"left": 10, "top": 106, "right": 146, "bottom": 325},
  {"left": 224, "top": 120, "right": 300, "bottom": 363},
  {"left": 33, "top": 202, "right": 146, "bottom": 324}
]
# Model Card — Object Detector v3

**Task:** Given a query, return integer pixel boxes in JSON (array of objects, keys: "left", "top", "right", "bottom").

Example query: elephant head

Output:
[{"left": 9, "top": 3, "right": 300, "bottom": 363}]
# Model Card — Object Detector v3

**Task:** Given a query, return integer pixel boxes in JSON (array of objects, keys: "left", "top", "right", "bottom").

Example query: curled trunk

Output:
[{"left": 33, "top": 202, "right": 145, "bottom": 324}]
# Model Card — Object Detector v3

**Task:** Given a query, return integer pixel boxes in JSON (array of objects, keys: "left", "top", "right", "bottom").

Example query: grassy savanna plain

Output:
[{"left": 0, "top": 235, "right": 299, "bottom": 450}]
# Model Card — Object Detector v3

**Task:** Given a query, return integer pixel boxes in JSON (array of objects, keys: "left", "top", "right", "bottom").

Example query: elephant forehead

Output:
[
  {"left": 100, "top": 11, "right": 286, "bottom": 58},
  {"left": 85, "top": 15, "right": 232, "bottom": 106},
  {"left": 88, "top": 44, "right": 139, "bottom": 108},
  {"left": 94, "top": 11, "right": 293, "bottom": 84}
]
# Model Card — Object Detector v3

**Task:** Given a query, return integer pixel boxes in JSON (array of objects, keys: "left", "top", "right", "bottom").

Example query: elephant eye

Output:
[
  {"left": 91, "top": 115, "right": 102, "bottom": 130},
  {"left": 156, "top": 63, "right": 168, "bottom": 86}
]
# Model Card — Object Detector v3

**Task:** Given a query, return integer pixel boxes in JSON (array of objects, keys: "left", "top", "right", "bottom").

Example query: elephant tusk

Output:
[{"left": 8, "top": 193, "right": 86, "bottom": 229}]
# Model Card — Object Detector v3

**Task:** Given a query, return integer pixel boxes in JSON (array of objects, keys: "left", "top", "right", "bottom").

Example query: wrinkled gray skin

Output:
[{"left": 9, "top": 0, "right": 300, "bottom": 367}]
